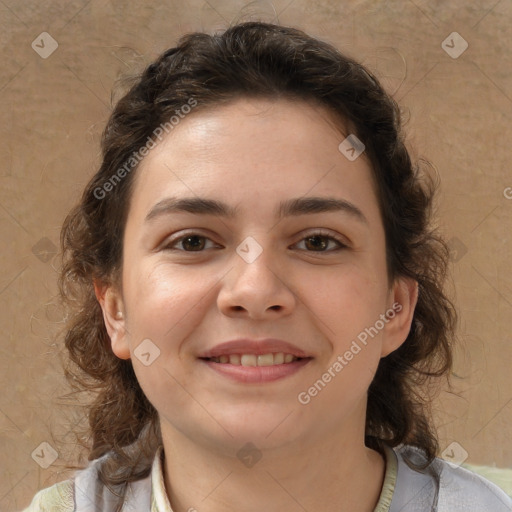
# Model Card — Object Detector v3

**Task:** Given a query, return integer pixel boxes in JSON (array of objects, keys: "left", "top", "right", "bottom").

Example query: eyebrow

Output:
[{"left": 144, "top": 196, "right": 368, "bottom": 224}]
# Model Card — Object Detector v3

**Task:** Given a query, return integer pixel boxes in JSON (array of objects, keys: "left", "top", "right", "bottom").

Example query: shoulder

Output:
[
  {"left": 20, "top": 479, "right": 75, "bottom": 512},
  {"left": 20, "top": 453, "right": 120, "bottom": 512},
  {"left": 436, "top": 457, "right": 512, "bottom": 511},
  {"left": 391, "top": 445, "right": 512, "bottom": 512},
  {"left": 21, "top": 452, "right": 153, "bottom": 511},
  {"left": 21, "top": 450, "right": 157, "bottom": 512},
  {"left": 19, "top": 455, "right": 108, "bottom": 512}
]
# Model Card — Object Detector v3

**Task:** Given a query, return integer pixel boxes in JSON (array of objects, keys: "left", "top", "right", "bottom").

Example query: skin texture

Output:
[{"left": 94, "top": 98, "right": 418, "bottom": 512}]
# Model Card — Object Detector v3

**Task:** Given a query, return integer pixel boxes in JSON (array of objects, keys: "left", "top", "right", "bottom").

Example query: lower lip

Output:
[{"left": 201, "top": 358, "right": 312, "bottom": 383}]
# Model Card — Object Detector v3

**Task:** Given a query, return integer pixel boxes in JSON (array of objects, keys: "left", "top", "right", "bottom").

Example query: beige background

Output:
[{"left": 1, "top": 0, "right": 511, "bottom": 510}]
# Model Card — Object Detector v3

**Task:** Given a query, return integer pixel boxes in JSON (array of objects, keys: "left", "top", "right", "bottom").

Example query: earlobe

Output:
[
  {"left": 93, "top": 279, "right": 131, "bottom": 360},
  {"left": 380, "top": 277, "right": 419, "bottom": 358}
]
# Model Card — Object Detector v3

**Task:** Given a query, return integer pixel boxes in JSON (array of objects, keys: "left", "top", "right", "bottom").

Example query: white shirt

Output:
[{"left": 21, "top": 444, "right": 512, "bottom": 511}]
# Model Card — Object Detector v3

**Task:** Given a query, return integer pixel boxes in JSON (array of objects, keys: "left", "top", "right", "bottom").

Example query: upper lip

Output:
[{"left": 198, "top": 338, "right": 312, "bottom": 359}]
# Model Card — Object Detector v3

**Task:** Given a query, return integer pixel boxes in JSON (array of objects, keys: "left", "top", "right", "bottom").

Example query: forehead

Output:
[
  {"left": 128, "top": 97, "right": 379, "bottom": 223},
  {"left": 140, "top": 97, "right": 357, "bottom": 164}
]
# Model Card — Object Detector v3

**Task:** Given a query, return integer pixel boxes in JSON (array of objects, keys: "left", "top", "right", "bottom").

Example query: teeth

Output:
[
  {"left": 274, "top": 352, "right": 284, "bottom": 364},
  {"left": 257, "top": 354, "right": 274, "bottom": 366},
  {"left": 209, "top": 352, "right": 300, "bottom": 366},
  {"left": 229, "top": 354, "right": 240, "bottom": 365},
  {"left": 240, "top": 354, "right": 257, "bottom": 366}
]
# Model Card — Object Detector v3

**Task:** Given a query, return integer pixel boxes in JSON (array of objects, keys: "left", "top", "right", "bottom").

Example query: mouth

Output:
[
  {"left": 199, "top": 352, "right": 313, "bottom": 383},
  {"left": 198, "top": 338, "right": 313, "bottom": 383},
  {"left": 200, "top": 352, "right": 304, "bottom": 366}
]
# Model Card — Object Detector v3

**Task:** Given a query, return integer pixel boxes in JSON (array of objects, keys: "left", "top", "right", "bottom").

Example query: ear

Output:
[
  {"left": 93, "top": 279, "right": 131, "bottom": 360},
  {"left": 380, "top": 276, "right": 418, "bottom": 358}
]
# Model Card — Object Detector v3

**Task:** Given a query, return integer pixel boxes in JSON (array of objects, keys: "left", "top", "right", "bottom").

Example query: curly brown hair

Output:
[{"left": 56, "top": 20, "right": 456, "bottom": 509}]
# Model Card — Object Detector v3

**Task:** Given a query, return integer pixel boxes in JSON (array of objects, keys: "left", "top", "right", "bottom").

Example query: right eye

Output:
[{"left": 162, "top": 232, "right": 220, "bottom": 252}]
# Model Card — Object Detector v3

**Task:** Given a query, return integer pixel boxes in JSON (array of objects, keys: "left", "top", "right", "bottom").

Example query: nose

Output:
[{"left": 217, "top": 239, "right": 297, "bottom": 320}]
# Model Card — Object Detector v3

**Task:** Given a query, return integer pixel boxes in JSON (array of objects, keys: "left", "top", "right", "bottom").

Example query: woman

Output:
[{"left": 22, "top": 20, "right": 512, "bottom": 512}]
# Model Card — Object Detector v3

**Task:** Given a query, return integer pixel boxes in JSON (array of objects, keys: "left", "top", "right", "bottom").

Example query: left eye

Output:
[
  {"left": 294, "top": 233, "right": 347, "bottom": 252},
  {"left": 162, "top": 231, "right": 347, "bottom": 252}
]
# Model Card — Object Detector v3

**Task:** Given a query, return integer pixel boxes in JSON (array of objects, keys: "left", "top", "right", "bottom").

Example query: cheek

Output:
[
  {"left": 123, "top": 261, "right": 209, "bottom": 353},
  {"left": 126, "top": 259, "right": 201, "bottom": 311},
  {"left": 306, "top": 263, "right": 388, "bottom": 335},
  {"left": 123, "top": 263, "right": 211, "bottom": 413}
]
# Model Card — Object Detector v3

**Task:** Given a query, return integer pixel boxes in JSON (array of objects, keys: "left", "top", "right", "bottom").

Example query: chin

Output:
[{"left": 214, "top": 408, "right": 306, "bottom": 448}]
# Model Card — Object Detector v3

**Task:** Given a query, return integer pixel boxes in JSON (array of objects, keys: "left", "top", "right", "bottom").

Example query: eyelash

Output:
[{"left": 162, "top": 230, "right": 348, "bottom": 253}]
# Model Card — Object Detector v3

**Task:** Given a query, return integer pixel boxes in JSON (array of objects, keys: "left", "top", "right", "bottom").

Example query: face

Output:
[{"left": 96, "top": 97, "right": 417, "bottom": 455}]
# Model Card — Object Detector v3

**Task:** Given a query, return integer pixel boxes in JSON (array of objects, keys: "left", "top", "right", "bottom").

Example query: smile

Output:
[
  {"left": 200, "top": 354, "right": 312, "bottom": 383},
  {"left": 206, "top": 353, "right": 300, "bottom": 366}
]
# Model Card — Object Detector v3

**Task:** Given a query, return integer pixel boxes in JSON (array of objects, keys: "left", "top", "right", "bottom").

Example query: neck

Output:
[{"left": 160, "top": 408, "right": 386, "bottom": 512}]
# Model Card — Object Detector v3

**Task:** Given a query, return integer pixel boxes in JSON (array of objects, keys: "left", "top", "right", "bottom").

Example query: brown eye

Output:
[
  {"left": 295, "top": 232, "right": 348, "bottom": 252},
  {"left": 180, "top": 235, "right": 206, "bottom": 251},
  {"left": 163, "top": 233, "right": 216, "bottom": 252}
]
